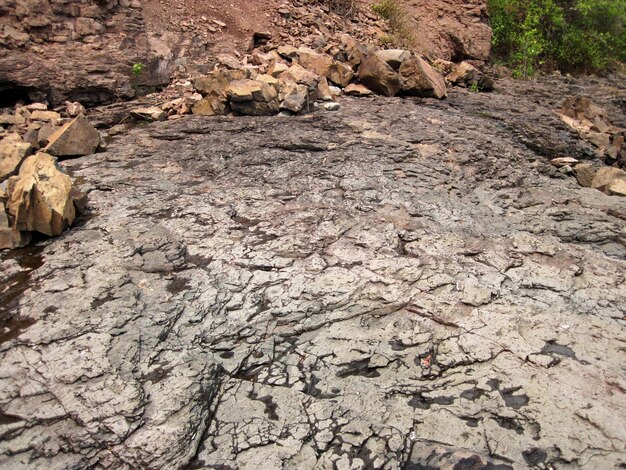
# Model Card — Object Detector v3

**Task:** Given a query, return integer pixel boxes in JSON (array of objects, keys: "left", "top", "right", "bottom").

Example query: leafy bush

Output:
[
  {"left": 372, "top": 0, "right": 400, "bottom": 19},
  {"left": 371, "top": 0, "right": 415, "bottom": 47},
  {"left": 488, "top": 0, "right": 626, "bottom": 76}
]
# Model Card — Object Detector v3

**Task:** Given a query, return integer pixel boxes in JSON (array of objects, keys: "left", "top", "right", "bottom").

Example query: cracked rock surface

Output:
[{"left": 1, "top": 77, "right": 625, "bottom": 469}]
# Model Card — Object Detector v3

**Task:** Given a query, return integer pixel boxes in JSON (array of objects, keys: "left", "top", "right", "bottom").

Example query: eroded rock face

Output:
[
  {"left": 404, "top": 0, "right": 492, "bottom": 61},
  {"left": 0, "top": 76, "right": 625, "bottom": 469},
  {"left": 0, "top": 0, "right": 161, "bottom": 105}
]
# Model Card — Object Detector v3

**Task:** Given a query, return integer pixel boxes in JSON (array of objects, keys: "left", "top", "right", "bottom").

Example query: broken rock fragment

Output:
[
  {"left": 44, "top": 114, "right": 100, "bottom": 157},
  {"left": 358, "top": 55, "right": 402, "bottom": 97},
  {"left": 344, "top": 84, "right": 373, "bottom": 97},
  {"left": 279, "top": 79, "right": 309, "bottom": 113},
  {"left": 573, "top": 163, "right": 596, "bottom": 187},
  {"left": 65, "top": 101, "right": 86, "bottom": 117},
  {"left": 7, "top": 152, "right": 76, "bottom": 236},
  {"left": 131, "top": 107, "right": 166, "bottom": 122},
  {"left": 399, "top": 55, "right": 447, "bottom": 99},
  {"left": 279, "top": 63, "right": 320, "bottom": 89},
  {"left": 228, "top": 79, "right": 280, "bottom": 116},
  {"left": 447, "top": 61, "right": 494, "bottom": 91},
  {"left": 591, "top": 167, "right": 626, "bottom": 196},
  {"left": 0, "top": 134, "right": 33, "bottom": 180}
]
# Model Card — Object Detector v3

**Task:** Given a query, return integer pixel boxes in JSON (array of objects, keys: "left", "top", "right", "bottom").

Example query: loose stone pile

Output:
[
  {"left": 141, "top": 38, "right": 496, "bottom": 120},
  {"left": 553, "top": 96, "right": 626, "bottom": 197},
  {"left": 0, "top": 103, "right": 95, "bottom": 249}
]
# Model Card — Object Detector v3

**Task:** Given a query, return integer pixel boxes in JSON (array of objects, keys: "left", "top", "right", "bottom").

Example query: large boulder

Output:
[
  {"left": 279, "top": 64, "right": 321, "bottom": 89},
  {"left": 297, "top": 50, "right": 354, "bottom": 88},
  {"left": 447, "top": 61, "right": 494, "bottom": 91},
  {"left": 44, "top": 114, "right": 101, "bottom": 157},
  {"left": 6, "top": 152, "right": 76, "bottom": 236},
  {"left": 358, "top": 56, "right": 402, "bottom": 97},
  {"left": 228, "top": 80, "right": 280, "bottom": 116},
  {"left": 0, "top": 134, "right": 33, "bottom": 181},
  {"left": 279, "top": 80, "right": 310, "bottom": 113},
  {"left": 399, "top": 56, "right": 447, "bottom": 99},
  {"left": 591, "top": 167, "right": 626, "bottom": 196},
  {"left": 375, "top": 50, "right": 411, "bottom": 70}
]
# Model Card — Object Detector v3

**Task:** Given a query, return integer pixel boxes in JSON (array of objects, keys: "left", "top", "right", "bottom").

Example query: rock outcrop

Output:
[
  {"left": 1, "top": 75, "right": 625, "bottom": 469},
  {"left": 0, "top": 0, "right": 158, "bottom": 106}
]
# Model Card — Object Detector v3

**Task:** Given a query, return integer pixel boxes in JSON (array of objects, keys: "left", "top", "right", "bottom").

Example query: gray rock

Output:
[{"left": 1, "top": 75, "right": 625, "bottom": 470}]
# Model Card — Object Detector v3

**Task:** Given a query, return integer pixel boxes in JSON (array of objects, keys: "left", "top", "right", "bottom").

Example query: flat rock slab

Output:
[{"left": 1, "top": 77, "right": 625, "bottom": 469}]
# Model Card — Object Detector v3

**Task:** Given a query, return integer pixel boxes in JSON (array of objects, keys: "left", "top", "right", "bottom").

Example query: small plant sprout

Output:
[{"left": 132, "top": 63, "right": 145, "bottom": 78}]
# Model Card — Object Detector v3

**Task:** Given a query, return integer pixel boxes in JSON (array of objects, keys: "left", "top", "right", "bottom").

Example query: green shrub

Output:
[
  {"left": 488, "top": 0, "right": 626, "bottom": 76},
  {"left": 372, "top": 0, "right": 400, "bottom": 19}
]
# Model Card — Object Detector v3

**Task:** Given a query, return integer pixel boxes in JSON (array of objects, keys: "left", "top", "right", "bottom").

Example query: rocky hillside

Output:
[{"left": 0, "top": 0, "right": 492, "bottom": 106}]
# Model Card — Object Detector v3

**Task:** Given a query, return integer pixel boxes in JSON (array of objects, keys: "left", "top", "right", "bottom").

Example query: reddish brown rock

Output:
[
  {"left": 358, "top": 56, "right": 402, "bottom": 97},
  {"left": 447, "top": 62, "right": 494, "bottom": 91},
  {"left": 591, "top": 167, "right": 626, "bottom": 196},
  {"left": 399, "top": 56, "right": 447, "bottom": 99},
  {"left": 404, "top": 0, "right": 492, "bottom": 61},
  {"left": 344, "top": 84, "right": 373, "bottom": 97}
]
